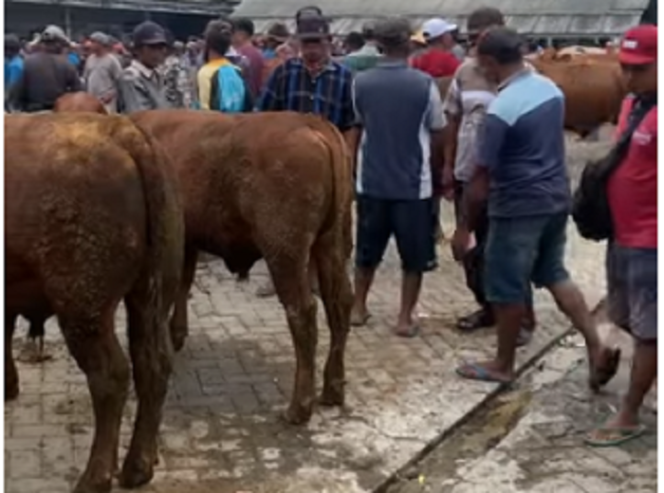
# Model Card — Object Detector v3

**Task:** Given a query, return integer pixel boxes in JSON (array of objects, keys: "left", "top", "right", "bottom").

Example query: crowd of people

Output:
[{"left": 3, "top": 5, "right": 658, "bottom": 449}]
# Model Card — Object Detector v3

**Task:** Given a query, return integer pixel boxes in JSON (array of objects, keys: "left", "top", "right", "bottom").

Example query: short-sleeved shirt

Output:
[
  {"left": 607, "top": 96, "right": 658, "bottom": 248},
  {"left": 84, "top": 53, "right": 123, "bottom": 111},
  {"left": 411, "top": 48, "right": 461, "bottom": 79},
  {"left": 352, "top": 61, "right": 446, "bottom": 200},
  {"left": 478, "top": 70, "right": 570, "bottom": 218}
]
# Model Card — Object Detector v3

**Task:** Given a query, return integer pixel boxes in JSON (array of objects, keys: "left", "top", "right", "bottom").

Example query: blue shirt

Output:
[
  {"left": 352, "top": 61, "right": 446, "bottom": 200},
  {"left": 5, "top": 55, "right": 23, "bottom": 89},
  {"left": 258, "top": 58, "right": 354, "bottom": 131},
  {"left": 67, "top": 52, "right": 80, "bottom": 69},
  {"left": 478, "top": 70, "right": 570, "bottom": 218}
]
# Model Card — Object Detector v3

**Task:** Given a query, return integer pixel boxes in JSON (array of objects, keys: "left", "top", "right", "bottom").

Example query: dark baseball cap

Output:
[
  {"left": 132, "top": 21, "right": 168, "bottom": 47},
  {"left": 296, "top": 15, "right": 330, "bottom": 40}
]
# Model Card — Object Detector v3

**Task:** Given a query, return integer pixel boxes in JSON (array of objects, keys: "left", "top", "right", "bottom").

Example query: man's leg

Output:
[
  {"left": 351, "top": 196, "right": 391, "bottom": 326},
  {"left": 587, "top": 246, "right": 657, "bottom": 445},
  {"left": 537, "top": 214, "right": 619, "bottom": 386},
  {"left": 393, "top": 198, "right": 437, "bottom": 337},
  {"left": 457, "top": 215, "right": 542, "bottom": 383}
]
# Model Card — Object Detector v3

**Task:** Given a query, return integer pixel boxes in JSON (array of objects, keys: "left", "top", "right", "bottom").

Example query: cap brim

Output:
[{"left": 618, "top": 52, "right": 656, "bottom": 65}]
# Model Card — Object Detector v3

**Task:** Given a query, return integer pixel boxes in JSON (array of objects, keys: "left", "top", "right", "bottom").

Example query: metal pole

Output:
[{"left": 64, "top": 6, "right": 72, "bottom": 38}]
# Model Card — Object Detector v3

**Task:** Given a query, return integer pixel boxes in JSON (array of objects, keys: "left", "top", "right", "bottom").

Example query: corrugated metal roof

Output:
[{"left": 235, "top": 0, "right": 648, "bottom": 35}]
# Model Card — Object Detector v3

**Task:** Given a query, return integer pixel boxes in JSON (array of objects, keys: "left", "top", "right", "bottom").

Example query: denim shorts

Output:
[
  {"left": 484, "top": 212, "right": 570, "bottom": 304},
  {"left": 606, "top": 244, "right": 657, "bottom": 342},
  {"left": 355, "top": 195, "right": 437, "bottom": 273}
]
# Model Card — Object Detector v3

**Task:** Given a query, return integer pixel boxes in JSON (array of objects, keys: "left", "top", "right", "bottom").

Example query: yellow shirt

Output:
[{"left": 197, "top": 58, "right": 232, "bottom": 110}]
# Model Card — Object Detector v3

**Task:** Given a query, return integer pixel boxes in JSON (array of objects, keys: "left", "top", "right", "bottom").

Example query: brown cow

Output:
[
  {"left": 5, "top": 113, "right": 184, "bottom": 493},
  {"left": 54, "top": 91, "right": 108, "bottom": 114},
  {"left": 530, "top": 57, "right": 626, "bottom": 137},
  {"left": 131, "top": 110, "right": 353, "bottom": 424}
]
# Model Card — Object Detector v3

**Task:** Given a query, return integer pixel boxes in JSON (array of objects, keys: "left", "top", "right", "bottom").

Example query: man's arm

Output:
[
  {"left": 257, "top": 64, "right": 285, "bottom": 111},
  {"left": 117, "top": 72, "right": 147, "bottom": 113},
  {"left": 461, "top": 113, "right": 508, "bottom": 232},
  {"left": 426, "top": 80, "right": 448, "bottom": 196},
  {"left": 442, "top": 76, "right": 462, "bottom": 198}
]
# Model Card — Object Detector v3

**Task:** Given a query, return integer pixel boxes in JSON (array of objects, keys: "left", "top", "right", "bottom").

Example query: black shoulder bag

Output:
[{"left": 572, "top": 96, "right": 656, "bottom": 241}]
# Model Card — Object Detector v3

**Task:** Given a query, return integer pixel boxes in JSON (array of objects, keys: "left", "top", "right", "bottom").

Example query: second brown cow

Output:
[{"left": 132, "top": 110, "right": 353, "bottom": 424}]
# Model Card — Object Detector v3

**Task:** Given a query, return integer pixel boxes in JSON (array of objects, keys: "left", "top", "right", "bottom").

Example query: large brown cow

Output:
[
  {"left": 531, "top": 57, "right": 626, "bottom": 137},
  {"left": 54, "top": 91, "right": 108, "bottom": 114},
  {"left": 5, "top": 113, "right": 184, "bottom": 493},
  {"left": 131, "top": 110, "right": 353, "bottom": 424}
]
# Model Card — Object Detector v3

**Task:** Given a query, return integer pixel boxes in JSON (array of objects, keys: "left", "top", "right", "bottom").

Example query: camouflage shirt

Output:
[{"left": 160, "top": 55, "right": 193, "bottom": 109}]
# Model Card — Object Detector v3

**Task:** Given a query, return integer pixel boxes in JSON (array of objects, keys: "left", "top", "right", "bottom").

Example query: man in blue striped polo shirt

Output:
[{"left": 453, "top": 27, "right": 619, "bottom": 386}]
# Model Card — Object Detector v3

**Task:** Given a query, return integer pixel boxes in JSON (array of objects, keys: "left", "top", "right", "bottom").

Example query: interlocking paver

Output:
[{"left": 6, "top": 138, "right": 615, "bottom": 492}]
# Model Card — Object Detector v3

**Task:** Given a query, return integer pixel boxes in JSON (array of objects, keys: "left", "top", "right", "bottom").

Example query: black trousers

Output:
[{"left": 454, "top": 180, "right": 490, "bottom": 308}]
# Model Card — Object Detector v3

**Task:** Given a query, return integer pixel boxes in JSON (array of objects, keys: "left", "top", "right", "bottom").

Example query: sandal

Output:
[{"left": 584, "top": 422, "right": 646, "bottom": 447}]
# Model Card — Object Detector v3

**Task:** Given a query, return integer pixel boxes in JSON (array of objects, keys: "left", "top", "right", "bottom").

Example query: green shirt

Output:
[{"left": 343, "top": 44, "right": 381, "bottom": 74}]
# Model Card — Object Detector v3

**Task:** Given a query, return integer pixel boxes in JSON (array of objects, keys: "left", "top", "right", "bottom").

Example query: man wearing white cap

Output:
[{"left": 411, "top": 17, "right": 460, "bottom": 78}]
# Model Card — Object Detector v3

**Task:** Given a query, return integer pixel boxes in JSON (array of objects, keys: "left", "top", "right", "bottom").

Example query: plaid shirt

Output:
[{"left": 258, "top": 58, "right": 354, "bottom": 132}]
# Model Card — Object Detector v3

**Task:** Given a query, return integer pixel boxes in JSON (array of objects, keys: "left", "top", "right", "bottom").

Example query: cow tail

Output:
[{"left": 117, "top": 118, "right": 185, "bottom": 352}]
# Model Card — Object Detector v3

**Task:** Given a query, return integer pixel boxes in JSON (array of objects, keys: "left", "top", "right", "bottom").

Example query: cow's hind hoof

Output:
[
  {"left": 73, "top": 476, "right": 112, "bottom": 493},
  {"left": 282, "top": 404, "right": 312, "bottom": 425},
  {"left": 119, "top": 456, "right": 154, "bottom": 489},
  {"left": 318, "top": 388, "right": 344, "bottom": 407}
]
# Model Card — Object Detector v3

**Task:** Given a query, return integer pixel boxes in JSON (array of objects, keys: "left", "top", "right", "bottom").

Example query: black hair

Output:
[
  {"left": 233, "top": 17, "right": 255, "bottom": 37},
  {"left": 5, "top": 34, "right": 21, "bottom": 56},
  {"left": 204, "top": 20, "right": 233, "bottom": 57},
  {"left": 476, "top": 26, "right": 524, "bottom": 65},
  {"left": 345, "top": 31, "right": 365, "bottom": 51},
  {"left": 467, "top": 7, "right": 505, "bottom": 33},
  {"left": 374, "top": 18, "right": 411, "bottom": 54}
]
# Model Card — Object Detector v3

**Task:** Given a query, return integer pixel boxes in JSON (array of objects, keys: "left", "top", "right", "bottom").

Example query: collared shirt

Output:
[
  {"left": 258, "top": 57, "right": 354, "bottom": 132},
  {"left": 608, "top": 96, "right": 658, "bottom": 248},
  {"left": 353, "top": 60, "right": 446, "bottom": 200},
  {"left": 117, "top": 60, "right": 169, "bottom": 113},
  {"left": 478, "top": 70, "right": 570, "bottom": 218},
  {"left": 343, "top": 44, "right": 381, "bottom": 74}
]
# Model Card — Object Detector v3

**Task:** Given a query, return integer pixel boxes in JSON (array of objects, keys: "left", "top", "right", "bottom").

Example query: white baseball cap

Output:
[{"left": 422, "top": 18, "right": 457, "bottom": 39}]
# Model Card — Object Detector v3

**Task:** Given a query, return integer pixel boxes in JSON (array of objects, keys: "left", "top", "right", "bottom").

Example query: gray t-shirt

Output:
[{"left": 84, "top": 53, "right": 122, "bottom": 112}]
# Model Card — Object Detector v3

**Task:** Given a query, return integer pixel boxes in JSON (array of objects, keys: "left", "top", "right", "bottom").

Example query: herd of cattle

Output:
[{"left": 5, "top": 47, "right": 620, "bottom": 493}]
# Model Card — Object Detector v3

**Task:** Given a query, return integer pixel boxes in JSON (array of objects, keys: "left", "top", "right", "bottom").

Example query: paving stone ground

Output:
[
  {"left": 5, "top": 137, "right": 615, "bottom": 493},
  {"left": 386, "top": 326, "right": 658, "bottom": 493}
]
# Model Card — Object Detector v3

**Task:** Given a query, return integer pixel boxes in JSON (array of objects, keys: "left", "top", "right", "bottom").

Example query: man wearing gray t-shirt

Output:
[{"left": 84, "top": 32, "right": 123, "bottom": 113}]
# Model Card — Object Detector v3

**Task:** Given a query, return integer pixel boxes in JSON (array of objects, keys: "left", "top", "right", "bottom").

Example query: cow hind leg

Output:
[
  {"left": 169, "top": 247, "right": 198, "bottom": 352},
  {"left": 6, "top": 312, "right": 19, "bottom": 401},
  {"left": 314, "top": 236, "right": 352, "bottom": 407},
  {"left": 61, "top": 307, "right": 130, "bottom": 493},
  {"left": 267, "top": 253, "right": 318, "bottom": 424},
  {"left": 119, "top": 293, "right": 173, "bottom": 489}
]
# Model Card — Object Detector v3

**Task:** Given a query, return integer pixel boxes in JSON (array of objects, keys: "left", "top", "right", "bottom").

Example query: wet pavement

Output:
[{"left": 5, "top": 138, "right": 623, "bottom": 493}]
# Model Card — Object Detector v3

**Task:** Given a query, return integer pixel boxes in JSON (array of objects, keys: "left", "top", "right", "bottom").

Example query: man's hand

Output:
[
  {"left": 451, "top": 227, "right": 470, "bottom": 262},
  {"left": 99, "top": 91, "right": 115, "bottom": 104},
  {"left": 441, "top": 166, "right": 455, "bottom": 201}
]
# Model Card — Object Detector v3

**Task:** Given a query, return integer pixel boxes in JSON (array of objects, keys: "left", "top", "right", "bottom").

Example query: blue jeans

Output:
[
  {"left": 484, "top": 212, "right": 570, "bottom": 304},
  {"left": 606, "top": 244, "right": 657, "bottom": 341}
]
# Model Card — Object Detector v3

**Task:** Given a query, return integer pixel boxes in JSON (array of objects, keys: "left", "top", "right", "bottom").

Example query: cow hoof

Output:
[
  {"left": 119, "top": 457, "right": 154, "bottom": 489},
  {"left": 318, "top": 388, "right": 344, "bottom": 407},
  {"left": 73, "top": 476, "right": 112, "bottom": 493},
  {"left": 5, "top": 382, "right": 19, "bottom": 402},
  {"left": 282, "top": 405, "right": 312, "bottom": 425}
]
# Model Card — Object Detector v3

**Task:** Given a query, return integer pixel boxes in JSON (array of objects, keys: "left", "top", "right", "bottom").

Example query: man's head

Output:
[
  {"left": 422, "top": 18, "right": 457, "bottom": 49},
  {"left": 362, "top": 21, "right": 376, "bottom": 42},
  {"left": 40, "top": 25, "right": 70, "bottom": 54},
  {"left": 265, "top": 23, "right": 290, "bottom": 50},
  {"left": 344, "top": 31, "right": 365, "bottom": 53},
  {"left": 89, "top": 31, "right": 112, "bottom": 55},
  {"left": 467, "top": 7, "right": 505, "bottom": 46},
  {"left": 374, "top": 17, "right": 411, "bottom": 58},
  {"left": 132, "top": 21, "right": 169, "bottom": 68},
  {"left": 618, "top": 24, "right": 657, "bottom": 95},
  {"left": 232, "top": 18, "right": 255, "bottom": 46},
  {"left": 296, "top": 15, "right": 331, "bottom": 64},
  {"left": 172, "top": 40, "right": 185, "bottom": 56},
  {"left": 5, "top": 34, "right": 21, "bottom": 59},
  {"left": 476, "top": 26, "right": 525, "bottom": 84},
  {"left": 204, "top": 20, "right": 234, "bottom": 60}
]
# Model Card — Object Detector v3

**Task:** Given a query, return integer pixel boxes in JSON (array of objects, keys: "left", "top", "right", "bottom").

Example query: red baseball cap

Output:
[{"left": 619, "top": 24, "right": 657, "bottom": 65}]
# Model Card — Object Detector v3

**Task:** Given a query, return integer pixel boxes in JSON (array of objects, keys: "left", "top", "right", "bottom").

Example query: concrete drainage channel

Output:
[{"left": 372, "top": 300, "right": 606, "bottom": 493}]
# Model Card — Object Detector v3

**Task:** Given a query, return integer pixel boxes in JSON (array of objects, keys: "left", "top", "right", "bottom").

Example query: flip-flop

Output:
[
  {"left": 395, "top": 324, "right": 420, "bottom": 338},
  {"left": 350, "top": 311, "right": 371, "bottom": 327},
  {"left": 455, "top": 363, "right": 514, "bottom": 385},
  {"left": 584, "top": 423, "right": 646, "bottom": 447},
  {"left": 589, "top": 347, "right": 622, "bottom": 392}
]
